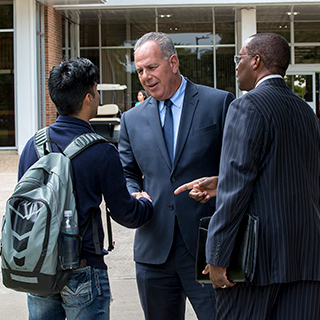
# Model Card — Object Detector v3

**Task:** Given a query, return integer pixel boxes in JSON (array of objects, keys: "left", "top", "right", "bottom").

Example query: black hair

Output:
[
  {"left": 246, "top": 33, "right": 290, "bottom": 77},
  {"left": 48, "top": 58, "right": 99, "bottom": 116},
  {"left": 139, "top": 90, "right": 148, "bottom": 99}
]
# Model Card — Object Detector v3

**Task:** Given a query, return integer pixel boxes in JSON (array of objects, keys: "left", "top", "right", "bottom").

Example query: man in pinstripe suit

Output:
[{"left": 175, "top": 33, "right": 320, "bottom": 319}]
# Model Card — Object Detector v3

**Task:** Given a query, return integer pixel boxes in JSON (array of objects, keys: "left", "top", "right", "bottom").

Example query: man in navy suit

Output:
[
  {"left": 118, "top": 32, "right": 234, "bottom": 320},
  {"left": 175, "top": 33, "right": 320, "bottom": 319}
]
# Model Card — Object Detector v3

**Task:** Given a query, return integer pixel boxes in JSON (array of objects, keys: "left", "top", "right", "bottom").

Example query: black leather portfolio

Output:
[{"left": 195, "top": 213, "right": 259, "bottom": 284}]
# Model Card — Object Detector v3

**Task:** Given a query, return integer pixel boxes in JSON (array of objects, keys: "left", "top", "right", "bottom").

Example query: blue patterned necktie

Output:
[{"left": 163, "top": 99, "right": 174, "bottom": 163}]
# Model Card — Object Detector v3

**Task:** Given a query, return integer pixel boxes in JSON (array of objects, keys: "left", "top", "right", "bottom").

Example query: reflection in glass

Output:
[
  {"left": 284, "top": 74, "right": 313, "bottom": 102},
  {"left": 80, "top": 24, "right": 99, "bottom": 47},
  {"left": 215, "top": 7, "right": 235, "bottom": 44},
  {"left": 257, "top": 23, "right": 290, "bottom": 42},
  {"left": 294, "top": 47, "right": 320, "bottom": 64},
  {"left": 158, "top": 7, "right": 213, "bottom": 45},
  {"left": 294, "top": 22, "right": 320, "bottom": 43},
  {"left": 178, "top": 47, "right": 214, "bottom": 88},
  {"left": 292, "top": 5, "right": 320, "bottom": 22},
  {"left": 77, "top": 6, "right": 238, "bottom": 107},
  {"left": 216, "top": 47, "right": 236, "bottom": 96},
  {"left": 0, "top": 32, "right": 15, "bottom": 146},
  {"left": 168, "top": 33, "right": 213, "bottom": 46},
  {"left": 80, "top": 49, "right": 100, "bottom": 70},
  {"left": 256, "top": 6, "right": 291, "bottom": 42},
  {"left": 101, "top": 49, "right": 130, "bottom": 112},
  {"left": 0, "top": 4, "right": 13, "bottom": 29},
  {"left": 101, "top": 11, "right": 127, "bottom": 47}
]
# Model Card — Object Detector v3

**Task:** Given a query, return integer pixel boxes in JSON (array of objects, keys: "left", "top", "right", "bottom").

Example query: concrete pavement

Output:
[{"left": 0, "top": 155, "right": 197, "bottom": 319}]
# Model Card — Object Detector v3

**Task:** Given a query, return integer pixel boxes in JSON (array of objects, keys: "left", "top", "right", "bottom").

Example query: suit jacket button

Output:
[
  {"left": 169, "top": 204, "right": 174, "bottom": 210},
  {"left": 171, "top": 177, "right": 176, "bottom": 183}
]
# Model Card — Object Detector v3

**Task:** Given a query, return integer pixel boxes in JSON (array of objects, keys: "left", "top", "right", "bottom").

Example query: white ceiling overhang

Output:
[
  {"left": 43, "top": 0, "right": 320, "bottom": 11},
  {"left": 38, "top": 0, "right": 107, "bottom": 5}
]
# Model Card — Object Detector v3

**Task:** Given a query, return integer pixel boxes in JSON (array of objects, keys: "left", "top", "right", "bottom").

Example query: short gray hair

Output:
[{"left": 134, "top": 32, "right": 177, "bottom": 60}]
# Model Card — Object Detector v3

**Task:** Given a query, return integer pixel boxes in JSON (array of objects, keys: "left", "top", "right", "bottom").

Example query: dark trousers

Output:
[
  {"left": 136, "top": 222, "right": 216, "bottom": 320},
  {"left": 215, "top": 280, "right": 320, "bottom": 320}
]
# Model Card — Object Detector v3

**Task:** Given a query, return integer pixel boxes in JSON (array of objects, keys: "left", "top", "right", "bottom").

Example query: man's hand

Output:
[
  {"left": 203, "top": 264, "right": 235, "bottom": 289},
  {"left": 132, "top": 191, "right": 152, "bottom": 202},
  {"left": 174, "top": 176, "right": 218, "bottom": 203}
]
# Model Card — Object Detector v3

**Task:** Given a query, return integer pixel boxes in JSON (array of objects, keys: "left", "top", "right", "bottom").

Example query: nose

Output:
[{"left": 140, "top": 69, "right": 151, "bottom": 81}]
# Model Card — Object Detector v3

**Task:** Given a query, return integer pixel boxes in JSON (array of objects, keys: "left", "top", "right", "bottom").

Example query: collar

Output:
[
  {"left": 255, "top": 74, "right": 283, "bottom": 88},
  {"left": 56, "top": 115, "right": 94, "bottom": 130},
  {"left": 159, "top": 76, "right": 186, "bottom": 112}
]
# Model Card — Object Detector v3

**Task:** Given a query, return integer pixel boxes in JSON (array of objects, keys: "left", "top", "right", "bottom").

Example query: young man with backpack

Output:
[{"left": 15, "top": 58, "right": 154, "bottom": 320}]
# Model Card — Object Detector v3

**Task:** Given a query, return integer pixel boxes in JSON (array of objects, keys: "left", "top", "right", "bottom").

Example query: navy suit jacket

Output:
[
  {"left": 119, "top": 79, "right": 234, "bottom": 264},
  {"left": 206, "top": 77, "right": 320, "bottom": 285}
]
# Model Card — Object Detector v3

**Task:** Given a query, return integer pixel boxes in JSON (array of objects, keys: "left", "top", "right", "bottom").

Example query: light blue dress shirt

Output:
[{"left": 159, "top": 76, "right": 187, "bottom": 157}]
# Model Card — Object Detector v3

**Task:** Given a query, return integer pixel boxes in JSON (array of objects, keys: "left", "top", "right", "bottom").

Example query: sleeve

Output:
[
  {"left": 118, "top": 111, "right": 144, "bottom": 194},
  {"left": 206, "top": 98, "right": 264, "bottom": 267},
  {"left": 97, "top": 142, "right": 153, "bottom": 229},
  {"left": 221, "top": 92, "right": 236, "bottom": 133},
  {"left": 18, "top": 137, "right": 38, "bottom": 180}
]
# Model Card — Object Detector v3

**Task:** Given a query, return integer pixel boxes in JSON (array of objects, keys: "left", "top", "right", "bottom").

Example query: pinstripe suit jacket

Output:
[{"left": 206, "top": 77, "right": 320, "bottom": 286}]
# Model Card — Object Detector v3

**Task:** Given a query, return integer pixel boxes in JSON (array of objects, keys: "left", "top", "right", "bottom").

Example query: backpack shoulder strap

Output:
[
  {"left": 63, "top": 132, "right": 108, "bottom": 160},
  {"left": 34, "top": 127, "right": 52, "bottom": 159},
  {"left": 64, "top": 132, "right": 114, "bottom": 254}
]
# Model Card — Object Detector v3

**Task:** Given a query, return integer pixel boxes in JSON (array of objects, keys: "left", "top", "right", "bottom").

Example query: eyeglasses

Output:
[{"left": 234, "top": 55, "right": 254, "bottom": 65}]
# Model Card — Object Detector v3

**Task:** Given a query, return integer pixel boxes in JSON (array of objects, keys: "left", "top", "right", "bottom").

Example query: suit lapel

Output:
[
  {"left": 146, "top": 98, "right": 172, "bottom": 169},
  {"left": 173, "top": 80, "right": 198, "bottom": 168}
]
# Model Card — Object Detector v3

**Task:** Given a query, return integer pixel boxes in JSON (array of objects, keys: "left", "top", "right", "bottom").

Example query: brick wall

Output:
[{"left": 44, "top": 6, "right": 62, "bottom": 126}]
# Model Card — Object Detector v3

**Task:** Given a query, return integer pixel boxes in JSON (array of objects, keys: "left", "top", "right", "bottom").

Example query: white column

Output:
[
  {"left": 14, "top": 0, "right": 38, "bottom": 154},
  {"left": 240, "top": 8, "right": 256, "bottom": 46},
  {"left": 238, "top": 8, "right": 257, "bottom": 96}
]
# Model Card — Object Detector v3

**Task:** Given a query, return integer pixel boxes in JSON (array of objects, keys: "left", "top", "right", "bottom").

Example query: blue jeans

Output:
[{"left": 28, "top": 266, "right": 111, "bottom": 320}]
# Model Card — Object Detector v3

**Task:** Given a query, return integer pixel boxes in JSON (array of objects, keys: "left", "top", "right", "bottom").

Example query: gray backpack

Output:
[{"left": 1, "top": 127, "right": 107, "bottom": 295}]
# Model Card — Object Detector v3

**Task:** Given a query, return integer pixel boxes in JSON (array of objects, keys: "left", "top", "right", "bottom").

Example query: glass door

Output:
[
  {"left": 284, "top": 72, "right": 316, "bottom": 112},
  {"left": 0, "top": 3, "right": 15, "bottom": 147}
]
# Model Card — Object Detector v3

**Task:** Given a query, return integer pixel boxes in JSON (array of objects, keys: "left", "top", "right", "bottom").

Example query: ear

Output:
[
  {"left": 252, "top": 54, "right": 262, "bottom": 70},
  {"left": 169, "top": 54, "right": 179, "bottom": 73},
  {"left": 86, "top": 92, "right": 93, "bottom": 103}
]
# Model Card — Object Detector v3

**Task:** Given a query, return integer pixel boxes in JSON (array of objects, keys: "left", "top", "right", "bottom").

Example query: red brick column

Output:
[{"left": 44, "top": 5, "right": 62, "bottom": 126}]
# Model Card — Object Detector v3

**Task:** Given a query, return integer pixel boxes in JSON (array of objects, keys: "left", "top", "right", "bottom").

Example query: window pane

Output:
[
  {"left": 129, "top": 9, "right": 156, "bottom": 44},
  {"left": 216, "top": 47, "right": 236, "bottom": 95},
  {"left": 80, "top": 49, "right": 100, "bottom": 69},
  {"left": 294, "top": 22, "right": 320, "bottom": 43},
  {"left": 101, "top": 49, "right": 129, "bottom": 112},
  {"left": 294, "top": 46, "right": 320, "bottom": 64},
  {"left": 215, "top": 8, "right": 235, "bottom": 44},
  {"left": 284, "top": 75, "right": 313, "bottom": 101},
  {"left": 177, "top": 47, "right": 214, "bottom": 87},
  {"left": 80, "top": 24, "right": 99, "bottom": 47},
  {"left": 79, "top": 11, "right": 99, "bottom": 47},
  {"left": 293, "top": 5, "right": 320, "bottom": 21},
  {"left": 257, "top": 23, "right": 290, "bottom": 42},
  {"left": 101, "top": 11, "right": 127, "bottom": 47},
  {"left": 0, "top": 4, "right": 13, "bottom": 29},
  {"left": 0, "top": 32, "right": 15, "bottom": 146},
  {"left": 158, "top": 8, "right": 213, "bottom": 45},
  {"left": 256, "top": 6, "right": 291, "bottom": 42},
  {"left": 131, "top": 52, "right": 145, "bottom": 109}
]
